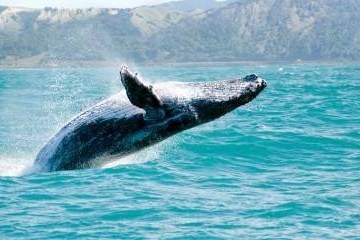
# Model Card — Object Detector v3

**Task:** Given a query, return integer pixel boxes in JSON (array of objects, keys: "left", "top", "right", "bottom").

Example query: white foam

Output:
[
  {"left": 102, "top": 139, "right": 175, "bottom": 169},
  {"left": 0, "top": 156, "right": 33, "bottom": 177},
  {"left": 0, "top": 140, "right": 170, "bottom": 176}
]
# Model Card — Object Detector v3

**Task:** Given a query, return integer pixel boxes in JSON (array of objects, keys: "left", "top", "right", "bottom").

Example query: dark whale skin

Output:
[{"left": 34, "top": 69, "right": 267, "bottom": 172}]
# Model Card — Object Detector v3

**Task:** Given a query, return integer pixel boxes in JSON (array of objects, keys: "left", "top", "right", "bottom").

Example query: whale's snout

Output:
[
  {"left": 262, "top": 79, "right": 267, "bottom": 88},
  {"left": 255, "top": 77, "right": 267, "bottom": 90},
  {"left": 244, "top": 74, "right": 267, "bottom": 93}
]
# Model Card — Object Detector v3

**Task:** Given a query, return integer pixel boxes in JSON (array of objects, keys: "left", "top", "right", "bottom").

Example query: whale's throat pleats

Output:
[{"left": 120, "top": 65, "right": 165, "bottom": 123}]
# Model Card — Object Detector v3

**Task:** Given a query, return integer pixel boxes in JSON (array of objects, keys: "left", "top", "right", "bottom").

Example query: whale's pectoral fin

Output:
[{"left": 120, "top": 65, "right": 165, "bottom": 122}]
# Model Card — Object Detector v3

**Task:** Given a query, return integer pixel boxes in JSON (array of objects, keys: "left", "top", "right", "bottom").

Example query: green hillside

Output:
[{"left": 0, "top": 0, "right": 359, "bottom": 67}]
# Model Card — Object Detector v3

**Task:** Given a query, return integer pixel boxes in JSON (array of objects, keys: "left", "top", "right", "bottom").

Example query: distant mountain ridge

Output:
[
  {"left": 159, "top": 0, "right": 238, "bottom": 12},
  {"left": 0, "top": 0, "right": 360, "bottom": 67}
]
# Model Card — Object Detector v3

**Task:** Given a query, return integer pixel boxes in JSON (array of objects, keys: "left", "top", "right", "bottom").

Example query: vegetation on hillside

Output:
[{"left": 0, "top": 0, "right": 359, "bottom": 66}]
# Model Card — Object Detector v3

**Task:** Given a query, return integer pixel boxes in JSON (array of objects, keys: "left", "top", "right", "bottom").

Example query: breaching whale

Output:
[{"left": 34, "top": 65, "right": 267, "bottom": 172}]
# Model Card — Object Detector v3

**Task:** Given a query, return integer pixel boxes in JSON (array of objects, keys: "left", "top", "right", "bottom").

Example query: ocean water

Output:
[{"left": 0, "top": 65, "right": 359, "bottom": 239}]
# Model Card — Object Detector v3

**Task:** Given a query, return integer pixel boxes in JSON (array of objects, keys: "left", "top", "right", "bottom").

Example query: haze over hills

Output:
[
  {"left": 160, "top": 0, "right": 239, "bottom": 12},
  {"left": 0, "top": 0, "right": 359, "bottom": 67}
]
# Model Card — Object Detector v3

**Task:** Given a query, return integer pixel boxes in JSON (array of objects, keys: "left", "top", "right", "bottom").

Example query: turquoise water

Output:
[{"left": 0, "top": 65, "right": 359, "bottom": 239}]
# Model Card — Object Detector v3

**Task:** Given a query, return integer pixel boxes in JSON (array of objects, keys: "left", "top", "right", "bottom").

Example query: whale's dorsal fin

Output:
[{"left": 120, "top": 65, "right": 165, "bottom": 121}]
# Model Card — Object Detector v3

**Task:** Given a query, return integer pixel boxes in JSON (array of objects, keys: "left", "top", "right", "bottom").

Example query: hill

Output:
[
  {"left": 0, "top": 0, "right": 359, "bottom": 67},
  {"left": 159, "top": 0, "right": 238, "bottom": 12},
  {"left": 151, "top": 0, "right": 360, "bottom": 62}
]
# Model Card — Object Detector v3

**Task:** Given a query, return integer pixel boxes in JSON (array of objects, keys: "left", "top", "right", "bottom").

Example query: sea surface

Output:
[{"left": 0, "top": 65, "right": 359, "bottom": 239}]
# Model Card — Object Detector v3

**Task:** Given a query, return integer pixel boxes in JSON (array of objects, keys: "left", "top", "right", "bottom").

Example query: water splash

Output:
[
  {"left": 102, "top": 139, "right": 176, "bottom": 169},
  {"left": 0, "top": 156, "right": 32, "bottom": 177},
  {"left": 0, "top": 138, "right": 176, "bottom": 177}
]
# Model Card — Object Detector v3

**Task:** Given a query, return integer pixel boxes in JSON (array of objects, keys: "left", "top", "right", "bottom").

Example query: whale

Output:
[{"left": 34, "top": 65, "right": 267, "bottom": 172}]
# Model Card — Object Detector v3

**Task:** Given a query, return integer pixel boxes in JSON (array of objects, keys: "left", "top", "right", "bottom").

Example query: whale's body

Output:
[{"left": 34, "top": 66, "right": 267, "bottom": 172}]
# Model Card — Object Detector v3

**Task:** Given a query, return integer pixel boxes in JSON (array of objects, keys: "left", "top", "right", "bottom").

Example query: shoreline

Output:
[{"left": 1, "top": 59, "right": 359, "bottom": 69}]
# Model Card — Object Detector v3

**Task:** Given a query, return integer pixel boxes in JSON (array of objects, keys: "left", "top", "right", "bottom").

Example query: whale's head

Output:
[
  {"left": 157, "top": 74, "right": 267, "bottom": 126},
  {"left": 120, "top": 65, "right": 266, "bottom": 134}
]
